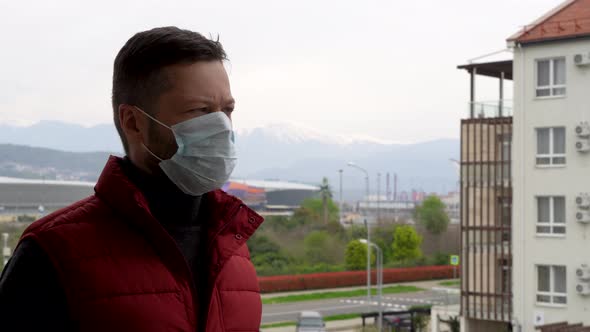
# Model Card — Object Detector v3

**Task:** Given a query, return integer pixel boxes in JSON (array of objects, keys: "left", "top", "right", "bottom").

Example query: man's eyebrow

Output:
[{"left": 183, "top": 96, "right": 235, "bottom": 104}]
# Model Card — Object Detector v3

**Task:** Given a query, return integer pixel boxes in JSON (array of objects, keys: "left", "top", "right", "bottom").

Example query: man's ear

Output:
[{"left": 119, "top": 104, "right": 144, "bottom": 145}]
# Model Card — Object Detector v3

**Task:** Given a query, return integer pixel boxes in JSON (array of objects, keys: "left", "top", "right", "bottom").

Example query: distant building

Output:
[
  {"left": 0, "top": 177, "right": 94, "bottom": 217},
  {"left": 227, "top": 179, "right": 320, "bottom": 213},
  {"left": 221, "top": 181, "right": 267, "bottom": 209},
  {"left": 0, "top": 176, "right": 319, "bottom": 219},
  {"left": 356, "top": 199, "right": 416, "bottom": 222},
  {"left": 439, "top": 191, "right": 460, "bottom": 224}
]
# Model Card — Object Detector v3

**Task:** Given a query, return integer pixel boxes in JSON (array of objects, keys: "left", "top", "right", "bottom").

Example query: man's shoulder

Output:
[{"left": 23, "top": 195, "right": 109, "bottom": 237}]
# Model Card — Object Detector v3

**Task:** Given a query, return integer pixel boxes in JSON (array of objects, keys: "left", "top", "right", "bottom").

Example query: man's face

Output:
[{"left": 136, "top": 61, "right": 234, "bottom": 172}]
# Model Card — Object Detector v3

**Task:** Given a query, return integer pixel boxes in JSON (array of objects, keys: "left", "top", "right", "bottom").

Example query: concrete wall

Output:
[{"left": 512, "top": 38, "right": 590, "bottom": 331}]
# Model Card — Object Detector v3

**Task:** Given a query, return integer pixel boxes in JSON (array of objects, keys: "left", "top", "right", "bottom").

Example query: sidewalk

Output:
[
  {"left": 262, "top": 318, "right": 432, "bottom": 332},
  {"left": 261, "top": 318, "right": 363, "bottom": 332},
  {"left": 261, "top": 279, "right": 457, "bottom": 299}
]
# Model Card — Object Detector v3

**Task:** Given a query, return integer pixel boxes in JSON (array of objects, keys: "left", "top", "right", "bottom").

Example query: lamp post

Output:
[
  {"left": 377, "top": 172, "right": 381, "bottom": 223},
  {"left": 2, "top": 233, "right": 10, "bottom": 267},
  {"left": 348, "top": 162, "right": 371, "bottom": 304},
  {"left": 338, "top": 169, "right": 344, "bottom": 225},
  {"left": 360, "top": 239, "right": 383, "bottom": 331}
]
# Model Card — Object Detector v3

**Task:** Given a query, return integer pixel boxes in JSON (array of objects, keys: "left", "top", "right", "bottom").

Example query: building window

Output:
[
  {"left": 537, "top": 265, "right": 567, "bottom": 305},
  {"left": 536, "top": 196, "right": 566, "bottom": 235},
  {"left": 536, "top": 127, "right": 566, "bottom": 166},
  {"left": 498, "top": 197, "right": 511, "bottom": 242},
  {"left": 536, "top": 58, "right": 566, "bottom": 97}
]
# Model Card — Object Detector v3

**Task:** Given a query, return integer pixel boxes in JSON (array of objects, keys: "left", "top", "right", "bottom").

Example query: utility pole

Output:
[
  {"left": 364, "top": 219, "right": 371, "bottom": 307},
  {"left": 377, "top": 172, "right": 381, "bottom": 223},
  {"left": 338, "top": 169, "right": 344, "bottom": 224}
]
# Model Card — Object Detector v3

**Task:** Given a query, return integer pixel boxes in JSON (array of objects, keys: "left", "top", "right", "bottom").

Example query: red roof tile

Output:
[{"left": 509, "top": 0, "right": 590, "bottom": 44}]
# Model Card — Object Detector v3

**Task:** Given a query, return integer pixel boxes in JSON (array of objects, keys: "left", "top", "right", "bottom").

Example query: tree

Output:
[
  {"left": 412, "top": 314, "right": 429, "bottom": 332},
  {"left": 294, "top": 198, "right": 339, "bottom": 225},
  {"left": 345, "top": 240, "right": 375, "bottom": 270},
  {"left": 391, "top": 225, "right": 422, "bottom": 263},
  {"left": 248, "top": 234, "right": 294, "bottom": 275},
  {"left": 303, "top": 231, "right": 342, "bottom": 265},
  {"left": 318, "top": 177, "right": 333, "bottom": 225},
  {"left": 371, "top": 224, "right": 396, "bottom": 264},
  {"left": 415, "top": 196, "right": 450, "bottom": 235},
  {"left": 248, "top": 234, "right": 280, "bottom": 255},
  {"left": 439, "top": 315, "right": 460, "bottom": 332}
]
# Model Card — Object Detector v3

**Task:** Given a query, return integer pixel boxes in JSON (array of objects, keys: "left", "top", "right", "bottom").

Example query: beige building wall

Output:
[
  {"left": 461, "top": 120, "right": 512, "bottom": 326},
  {"left": 512, "top": 39, "right": 590, "bottom": 331}
]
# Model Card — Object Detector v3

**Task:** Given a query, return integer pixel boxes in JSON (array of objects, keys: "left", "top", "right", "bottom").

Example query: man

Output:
[{"left": 0, "top": 27, "right": 264, "bottom": 332}]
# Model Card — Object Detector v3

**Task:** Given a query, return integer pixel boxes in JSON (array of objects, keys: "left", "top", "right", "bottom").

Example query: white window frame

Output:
[
  {"left": 536, "top": 127, "right": 566, "bottom": 167},
  {"left": 535, "top": 57, "right": 566, "bottom": 98},
  {"left": 535, "top": 196, "right": 566, "bottom": 236},
  {"left": 536, "top": 265, "right": 567, "bottom": 307}
]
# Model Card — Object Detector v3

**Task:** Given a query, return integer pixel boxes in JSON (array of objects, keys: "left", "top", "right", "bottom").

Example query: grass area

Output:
[
  {"left": 438, "top": 280, "right": 461, "bottom": 287},
  {"left": 409, "top": 304, "right": 433, "bottom": 310},
  {"left": 260, "top": 313, "right": 361, "bottom": 329},
  {"left": 260, "top": 321, "right": 296, "bottom": 329},
  {"left": 325, "top": 313, "right": 361, "bottom": 321},
  {"left": 262, "top": 285, "right": 424, "bottom": 305}
]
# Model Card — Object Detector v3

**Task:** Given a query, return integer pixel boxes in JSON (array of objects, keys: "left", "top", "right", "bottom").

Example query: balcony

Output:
[
  {"left": 458, "top": 59, "right": 513, "bottom": 120},
  {"left": 469, "top": 100, "right": 513, "bottom": 119}
]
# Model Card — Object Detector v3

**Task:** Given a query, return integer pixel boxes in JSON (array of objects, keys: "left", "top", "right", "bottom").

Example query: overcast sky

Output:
[{"left": 0, "top": 0, "right": 562, "bottom": 142}]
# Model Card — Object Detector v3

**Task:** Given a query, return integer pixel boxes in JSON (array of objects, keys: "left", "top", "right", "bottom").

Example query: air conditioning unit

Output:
[
  {"left": 574, "top": 53, "right": 590, "bottom": 66},
  {"left": 576, "top": 122, "right": 590, "bottom": 137},
  {"left": 577, "top": 283, "right": 590, "bottom": 295},
  {"left": 577, "top": 265, "right": 590, "bottom": 280},
  {"left": 577, "top": 194, "right": 590, "bottom": 209},
  {"left": 576, "top": 211, "right": 590, "bottom": 223},
  {"left": 576, "top": 139, "right": 590, "bottom": 152}
]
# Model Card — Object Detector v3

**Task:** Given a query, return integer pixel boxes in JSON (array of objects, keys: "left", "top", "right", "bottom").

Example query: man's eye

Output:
[
  {"left": 189, "top": 108, "right": 208, "bottom": 113},
  {"left": 224, "top": 107, "right": 235, "bottom": 113}
]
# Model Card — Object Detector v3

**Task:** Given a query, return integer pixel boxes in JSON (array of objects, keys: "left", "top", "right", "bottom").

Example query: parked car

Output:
[{"left": 296, "top": 311, "right": 326, "bottom": 332}]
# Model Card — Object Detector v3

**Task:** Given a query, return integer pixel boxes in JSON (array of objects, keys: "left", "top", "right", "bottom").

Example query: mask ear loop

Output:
[
  {"left": 134, "top": 106, "right": 172, "bottom": 130},
  {"left": 134, "top": 106, "right": 169, "bottom": 161},
  {"left": 142, "top": 143, "right": 164, "bottom": 162}
]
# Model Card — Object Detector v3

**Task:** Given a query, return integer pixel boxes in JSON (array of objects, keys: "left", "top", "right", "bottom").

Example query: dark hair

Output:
[{"left": 112, "top": 26, "right": 227, "bottom": 154}]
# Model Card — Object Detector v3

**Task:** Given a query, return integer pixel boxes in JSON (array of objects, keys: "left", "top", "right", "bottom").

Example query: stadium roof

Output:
[
  {"left": 0, "top": 176, "right": 319, "bottom": 192},
  {"left": 229, "top": 179, "right": 320, "bottom": 192}
]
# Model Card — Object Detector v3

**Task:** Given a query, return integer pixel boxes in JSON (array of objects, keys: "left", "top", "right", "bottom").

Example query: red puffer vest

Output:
[{"left": 20, "top": 156, "right": 264, "bottom": 332}]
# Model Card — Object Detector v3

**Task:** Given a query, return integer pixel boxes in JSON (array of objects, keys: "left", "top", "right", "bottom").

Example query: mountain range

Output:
[{"left": 0, "top": 121, "right": 459, "bottom": 200}]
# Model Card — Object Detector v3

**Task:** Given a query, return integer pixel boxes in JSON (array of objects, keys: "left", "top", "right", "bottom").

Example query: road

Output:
[{"left": 262, "top": 289, "right": 460, "bottom": 324}]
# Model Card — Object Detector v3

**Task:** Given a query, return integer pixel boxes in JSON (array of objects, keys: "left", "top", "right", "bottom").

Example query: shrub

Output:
[{"left": 258, "top": 265, "right": 456, "bottom": 293}]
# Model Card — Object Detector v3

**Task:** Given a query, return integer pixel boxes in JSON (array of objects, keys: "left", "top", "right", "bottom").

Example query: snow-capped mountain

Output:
[
  {"left": 0, "top": 121, "right": 459, "bottom": 197},
  {"left": 236, "top": 122, "right": 402, "bottom": 146}
]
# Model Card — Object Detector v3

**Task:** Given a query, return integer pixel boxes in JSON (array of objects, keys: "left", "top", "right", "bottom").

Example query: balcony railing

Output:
[{"left": 468, "top": 100, "right": 513, "bottom": 119}]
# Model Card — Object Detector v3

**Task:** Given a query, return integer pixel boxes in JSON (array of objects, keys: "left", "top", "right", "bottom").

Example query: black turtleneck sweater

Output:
[{"left": 0, "top": 157, "right": 207, "bottom": 331}]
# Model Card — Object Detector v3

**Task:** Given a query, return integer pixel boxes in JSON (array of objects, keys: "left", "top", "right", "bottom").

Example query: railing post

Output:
[
  {"left": 499, "top": 72, "right": 505, "bottom": 117},
  {"left": 470, "top": 68, "right": 477, "bottom": 118}
]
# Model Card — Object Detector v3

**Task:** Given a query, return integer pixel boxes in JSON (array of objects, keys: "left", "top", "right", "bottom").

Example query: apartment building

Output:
[
  {"left": 455, "top": 1, "right": 590, "bottom": 331},
  {"left": 457, "top": 60, "right": 513, "bottom": 332},
  {"left": 509, "top": 0, "right": 590, "bottom": 331}
]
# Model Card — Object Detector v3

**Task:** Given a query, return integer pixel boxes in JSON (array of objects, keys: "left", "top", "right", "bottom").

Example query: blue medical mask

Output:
[{"left": 135, "top": 107, "right": 237, "bottom": 196}]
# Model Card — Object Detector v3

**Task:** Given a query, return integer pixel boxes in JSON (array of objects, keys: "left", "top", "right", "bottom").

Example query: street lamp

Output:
[
  {"left": 349, "top": 162, "right": 371, "bottom": 304},
  {"left": 347, "top": 162, "right": 370, "bottom": 203},
  {"left": 2, "top": 233, "right": 10, "bottom": 267},
  {"left": 360, "top": 239, "right": 383, "bottom": 332},
  {"left": 338, "top": 169, "right": 344, "bottom": 225},
  {"left": 377, "top": 172, "right": 381, "bottom": 222}
]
